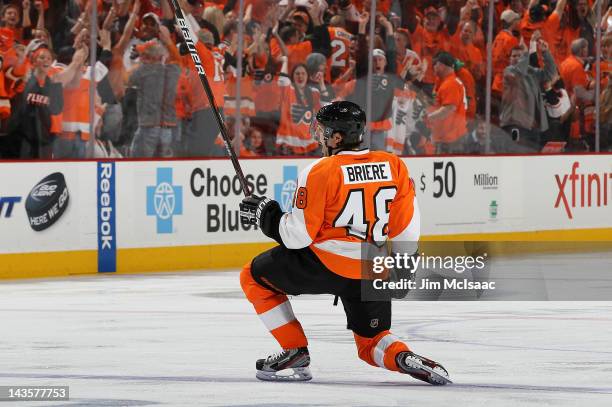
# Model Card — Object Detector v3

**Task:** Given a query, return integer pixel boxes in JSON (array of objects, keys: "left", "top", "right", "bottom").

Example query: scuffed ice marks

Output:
[{"left": 44, "top": 399, "right": 159, "bottom": 407}]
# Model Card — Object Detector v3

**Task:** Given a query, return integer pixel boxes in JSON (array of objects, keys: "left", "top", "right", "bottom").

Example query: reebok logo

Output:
[
  {"left": 554, "top": 161, "right": 612, "bottom": 219},
  {"left": 97, "top": 162, "right": 116, "bottom": 272}
]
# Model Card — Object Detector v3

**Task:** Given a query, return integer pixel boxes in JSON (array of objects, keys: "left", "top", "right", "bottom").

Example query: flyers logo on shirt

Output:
[
  {"left": 373, "top": 75, "right": 389, "bottom": 91},
  {"left": 253, "top": 69, "right": 274, "bottom": 84},
  {"left": 290, "top": 104, "right": 313, "bottom": 125},
  {"left": 395, "top": 109, "right": 408, "bottom": 126}
]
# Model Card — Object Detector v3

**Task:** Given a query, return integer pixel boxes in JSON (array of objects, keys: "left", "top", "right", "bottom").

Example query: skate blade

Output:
[
  {"left": 256, "top": 367, "right": 312, "bottom": 382},
  {"left": 401, "top": 357, "right": 452, "bottom": 386}
]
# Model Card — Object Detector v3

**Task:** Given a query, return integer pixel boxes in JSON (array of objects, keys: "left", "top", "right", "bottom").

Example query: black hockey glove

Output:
[
  {"left": 240, "top": 195, "right": 273, "bottom": 225},
  {"left": 239, "top": 195, "right": 284, "bottom": 244}
]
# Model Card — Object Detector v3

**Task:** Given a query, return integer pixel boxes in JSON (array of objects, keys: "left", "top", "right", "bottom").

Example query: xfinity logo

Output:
[
  {"left": 554, "top": 161, "right": 612, "bottom": 219},
  {"left": 0, "top": 196, "right": 21, "bottom": 218}
]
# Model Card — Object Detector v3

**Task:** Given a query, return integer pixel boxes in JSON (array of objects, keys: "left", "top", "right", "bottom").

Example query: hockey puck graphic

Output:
[{"left": 25, "top": 172, "right": 70, "bottom": 231}]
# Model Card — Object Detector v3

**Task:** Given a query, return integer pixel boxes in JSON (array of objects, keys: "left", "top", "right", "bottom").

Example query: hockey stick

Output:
[{"left": 168, "top": 0, "right": 251, "bottom": 197}]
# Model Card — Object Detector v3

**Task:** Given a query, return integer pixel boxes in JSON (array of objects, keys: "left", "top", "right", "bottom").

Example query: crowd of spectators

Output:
[{"left": 0, "top": 0, "right": 609, "bottom": 159}]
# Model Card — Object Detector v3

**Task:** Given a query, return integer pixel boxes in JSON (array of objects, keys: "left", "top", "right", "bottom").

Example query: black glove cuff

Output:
[{"left": 259, "top": 200, "right": 283, "bottom": 243}]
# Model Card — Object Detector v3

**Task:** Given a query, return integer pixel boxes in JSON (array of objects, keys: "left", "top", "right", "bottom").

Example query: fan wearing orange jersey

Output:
[
  {"left": 0, "top": 4, "right": 24, "bottom": 44},
  {"left": 450, "top": 21, "right": 484, "bottom": 82},
  {"left": 276, "top": 56, "right": 321, "bottom": 155},
  {"left": 602, "top": 34, "right": 611, "bottom": 90},
  {"left": 353, "top": 0, "right": 391, "bottom": 14},
  {"left": 601, "top": 46, "right": 611, "bottom": 147},
  {"left": 454, "top": 61, "right": 477, "bottom": 122},
  {"left": 220, "top": 21, "right": 256, "bottom": 118},
  {"left": 0, "top": 27, "right": 15, "bottom": 121},
  {"left": 327, "top": 20, "right": 353, "bottom": 82},
  {"left": 406, "top": 7, "right": 452, "bottom": 94},
  {"left": 560, "top": 38, "right": 596, "bottom": 141},
  {"left": 519, "top": 0, "right": 567, "bottom": 48},
  {"left": 239, "top": 101, "right": 451, "bottom": 385},
  {"left": 425, "top": 52, "right": 468, "bottom": 154},
  {"left": 492, "top": 10, "right": 522, "bottom": 96}
]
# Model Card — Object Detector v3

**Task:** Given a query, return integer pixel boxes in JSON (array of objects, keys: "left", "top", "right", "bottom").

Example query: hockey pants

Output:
[{"left": 240, "top": 245, "right": 410, "bottom": 372}]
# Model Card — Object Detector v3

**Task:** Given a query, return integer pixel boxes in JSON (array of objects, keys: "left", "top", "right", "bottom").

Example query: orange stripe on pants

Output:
[
  {"left": 240, "top": 263, "right": 308, "bottom": 349},
  {"left": 353, "top": 330, "right": 410, "bottom": 372}
]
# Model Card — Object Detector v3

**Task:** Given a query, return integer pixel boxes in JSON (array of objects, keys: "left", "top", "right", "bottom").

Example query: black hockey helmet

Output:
[{"left": 310, "top": 101, "right": 366, "bottom": 148}]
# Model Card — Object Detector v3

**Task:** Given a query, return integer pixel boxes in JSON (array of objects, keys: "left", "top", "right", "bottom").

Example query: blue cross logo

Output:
[
  {"left": 146, "top": 168, "right": 183, "bottom": 234},
  {"left": 274, "top": 166, "right": 298, "bottom": 212}
]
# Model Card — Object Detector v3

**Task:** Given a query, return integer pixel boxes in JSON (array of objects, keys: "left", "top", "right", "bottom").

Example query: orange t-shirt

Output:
[
  {"left": 601, "top": 60, "right": 610, "bottom": 88},
  {"left": 519, "top": 10, "right": 564, "bottom": 46},
  {"left": 271, "top": 38, "right": 313, "bottom": 75},
  {"left": 560, "top": 55, "right": 588, "bottom": 97},
  {"left": 430, "top": 72, "right": 467, "bottom": 143},
  {"left": 560, "top": 54, "right": 592, "bottom": 137},
  {"left": 410, "top": 24, "right": 451, "bottom": 85},
  {"left": 455, "top": 67, "right": 476, "bottom": 120},
  {"left": 450, "top": 40, "right": 484, "bottom": 80},
  {"left": 492, "top": 30, "right": 520, "bottom": 94},
  {"left": 353, "top": 0, "right": 391, "bottom": 14},
  {"left": 550, "top": 25, "right": 580, "bottom": 67}
]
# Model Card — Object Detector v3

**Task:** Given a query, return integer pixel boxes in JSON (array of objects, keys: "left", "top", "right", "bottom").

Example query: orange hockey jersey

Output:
[
  {"left": 276, "top": 76, "right": 321, "bottom": 154},
  {"left": 277, "top": 150, "right": 420, "bottom": 279},
  {"left": 328, "top": 27, "right": 353, "bottom": 79}
]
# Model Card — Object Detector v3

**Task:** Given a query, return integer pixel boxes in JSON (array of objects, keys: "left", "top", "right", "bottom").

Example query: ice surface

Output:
[{"left": 1, "top": 257, "right": 611, "bottom": 406}]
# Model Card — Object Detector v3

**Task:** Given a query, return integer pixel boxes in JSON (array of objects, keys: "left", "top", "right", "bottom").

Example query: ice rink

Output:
[{"left": 1, "top": 258, "right": 612, "bottom": 406}]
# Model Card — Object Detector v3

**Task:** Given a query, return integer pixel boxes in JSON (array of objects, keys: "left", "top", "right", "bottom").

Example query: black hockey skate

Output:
[
  {"left": 255, "top": 347, "right": 312, "bottom": 382},
  {"left": 396, "top": 351, "right": 452, "bottom": 385}
]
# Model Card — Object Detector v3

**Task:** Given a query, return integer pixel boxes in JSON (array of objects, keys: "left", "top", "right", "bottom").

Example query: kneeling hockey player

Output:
[{"left": 239, "top": 101, "right": 450, "bottom": 385}]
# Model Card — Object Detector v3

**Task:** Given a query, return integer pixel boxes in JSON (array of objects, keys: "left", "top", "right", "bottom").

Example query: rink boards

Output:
[{"left": 1, "top": 155, "right": 611, "bottom": 279}]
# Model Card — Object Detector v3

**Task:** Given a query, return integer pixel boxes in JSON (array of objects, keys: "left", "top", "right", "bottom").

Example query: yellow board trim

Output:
[
  {"left": 116, "top": 242, "right": 277, "bottom": 274},
  {"left": 0, "top": 250, "right": 98, "bottom": 280},
  {"left": 1, "top": 228, "right": 611, "bottom": 280}
]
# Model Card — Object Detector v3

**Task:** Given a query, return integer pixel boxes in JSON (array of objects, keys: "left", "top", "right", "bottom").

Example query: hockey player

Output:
[{"left": 239, "top": 101, "right": 451, "bottom": 385}]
